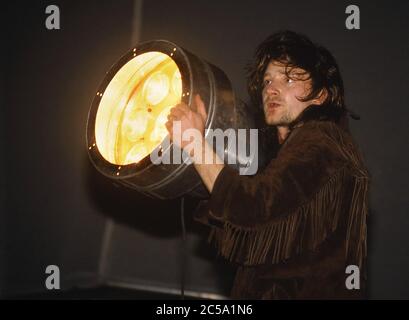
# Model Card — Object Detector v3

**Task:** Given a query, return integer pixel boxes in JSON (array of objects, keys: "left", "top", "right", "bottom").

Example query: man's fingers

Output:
[
  {"left": 166, "top": 95, "right": 206, "bottom": 131},
  {"left": 177, "top": 103, "right": 190, "bottom": 115},
  {"left": 195, "top": 94, "right": 208, "bottom": 121},
  {"left": 165, "top": 121, "right": 174, "bottom": 138},
  {"left": 174, "top": 102, "right": 190, "bottom": 113},
  {"left": 169, "top": 106, "right": 186, "bottom": 119}
]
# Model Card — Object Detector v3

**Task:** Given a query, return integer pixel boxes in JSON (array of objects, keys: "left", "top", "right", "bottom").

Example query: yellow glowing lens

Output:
[
  {"left": 95, "top": 52, "right": 183, "bottom": 165},
  {"left": 143, "top": 72, "right": 170, "bottom": 105}
]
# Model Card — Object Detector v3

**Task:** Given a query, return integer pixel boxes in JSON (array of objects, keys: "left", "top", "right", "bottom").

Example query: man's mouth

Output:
[{"left": 266, "top": 102, "right": 281, "bottom": 110}]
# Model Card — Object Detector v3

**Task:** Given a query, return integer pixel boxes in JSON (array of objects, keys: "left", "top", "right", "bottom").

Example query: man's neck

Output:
[{"left": 277, "top": 126, "right": 290, "bottom": 144}]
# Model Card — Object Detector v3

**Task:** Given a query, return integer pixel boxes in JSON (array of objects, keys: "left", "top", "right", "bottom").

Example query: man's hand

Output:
[
  {"left": 165, "top": 94, "right": 223, "bottom": 192},
  {"left": 165, "top": 94, "right": 207, "bottom": 151}
]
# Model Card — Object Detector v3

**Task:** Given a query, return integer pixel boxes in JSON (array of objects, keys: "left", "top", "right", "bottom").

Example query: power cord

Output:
[{"left": 180, "top": 196, "right": 186, "bottom": 299}]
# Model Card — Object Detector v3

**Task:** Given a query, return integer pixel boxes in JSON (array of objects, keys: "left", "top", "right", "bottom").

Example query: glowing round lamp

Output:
[{"left": 86, "top": 40, "right": 243, "bottom": 199}]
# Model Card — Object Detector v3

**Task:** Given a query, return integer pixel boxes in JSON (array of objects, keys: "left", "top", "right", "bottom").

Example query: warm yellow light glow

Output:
[
  {"left": 172, "top": 71, "right": 182, "bottom": 98},
  {"left": 143, "top": 72, "right": 170, "bottom": 105},
  {"left": 150, "top": 105, "right": 173, "bottom": 143},
  {"left": 95, "top": 52, "right": 183, "bottom": 165}
]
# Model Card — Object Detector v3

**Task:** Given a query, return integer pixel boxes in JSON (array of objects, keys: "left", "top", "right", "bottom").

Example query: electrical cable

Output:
[{"left": 180, "top": 196, "right": 186, "bottom": 299}]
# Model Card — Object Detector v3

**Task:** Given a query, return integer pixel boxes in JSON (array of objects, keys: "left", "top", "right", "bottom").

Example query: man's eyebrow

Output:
[{"left": 263, "top": 70, "right": 287, "bottom": 78}]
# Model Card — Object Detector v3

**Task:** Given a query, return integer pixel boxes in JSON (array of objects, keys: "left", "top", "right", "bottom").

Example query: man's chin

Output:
[
  {"left": 265, "top": 112, "right": 293, "bottom": 126},
  {"left": 265, "top": 116, "right": 279, "bottom": 126},
  {"left": 264, "top": 109, "right": 281, "bottom": 124}
]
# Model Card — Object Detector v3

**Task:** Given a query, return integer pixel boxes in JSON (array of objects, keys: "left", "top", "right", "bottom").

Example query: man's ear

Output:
[{"left": 312, "top": 89, "right": 328, "bottom": 105}]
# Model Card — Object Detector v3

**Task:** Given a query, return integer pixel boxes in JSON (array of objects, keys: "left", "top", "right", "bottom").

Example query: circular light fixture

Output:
[
  {"left": 94, "top": 51, "right": 182, "bottom": 166},
  {"left": 86, "top": 40, "right": 252, "bottom": 199}
]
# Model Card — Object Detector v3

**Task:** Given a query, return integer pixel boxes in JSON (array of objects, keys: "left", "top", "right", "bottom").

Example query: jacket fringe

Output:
[{"left": 208, "top": 123, "right": 369, "bottom": 267}]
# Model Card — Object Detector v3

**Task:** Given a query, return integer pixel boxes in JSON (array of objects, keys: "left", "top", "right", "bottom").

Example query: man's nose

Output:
[{"left": 265, "top": 82, "right": 280, "bottom": 96}]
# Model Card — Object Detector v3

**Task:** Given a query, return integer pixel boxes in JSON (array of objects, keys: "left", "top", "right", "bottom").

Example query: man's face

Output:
[{"left": 262, "top": 61, "right": 319, "bottom": 126}]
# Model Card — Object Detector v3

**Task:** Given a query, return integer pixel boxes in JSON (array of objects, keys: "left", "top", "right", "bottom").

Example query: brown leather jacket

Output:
[{"left": 194, "top": 111, "right": 369, "bottom": 299}]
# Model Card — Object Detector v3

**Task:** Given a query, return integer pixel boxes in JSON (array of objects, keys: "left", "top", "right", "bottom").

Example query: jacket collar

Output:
[{"left": 290, "top": 104, "right": 348, "bottom": 129}]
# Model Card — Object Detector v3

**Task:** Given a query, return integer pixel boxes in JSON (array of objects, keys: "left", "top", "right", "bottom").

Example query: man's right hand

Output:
[{"left": 165, "top": 94, "right": 208, "bottom": 151}]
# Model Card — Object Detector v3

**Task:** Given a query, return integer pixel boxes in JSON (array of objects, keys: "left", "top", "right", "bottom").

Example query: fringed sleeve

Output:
[{"left": 194, "top": 121, "right": 369, "bottom": 267}]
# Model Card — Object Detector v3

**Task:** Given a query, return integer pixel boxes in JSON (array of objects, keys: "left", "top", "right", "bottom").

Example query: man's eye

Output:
[
  {"left": 263, "top": 79, "right": 271, "bottom": 86},
  {"left": 285, "top": 77, "right": 294, "bottom": 84}
]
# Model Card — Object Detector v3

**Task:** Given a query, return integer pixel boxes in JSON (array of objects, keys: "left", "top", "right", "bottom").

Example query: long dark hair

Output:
[
  {"left": 246, "top": 30, "right": 356, "bottom": 161},
  {"left": 247, "top": 30, "right": 348, "bottom": 122}
]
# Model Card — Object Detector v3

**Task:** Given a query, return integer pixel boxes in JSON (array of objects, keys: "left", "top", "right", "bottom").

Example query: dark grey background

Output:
[{"left": 1, "top": 0, "right": 408, "bottom": 299}]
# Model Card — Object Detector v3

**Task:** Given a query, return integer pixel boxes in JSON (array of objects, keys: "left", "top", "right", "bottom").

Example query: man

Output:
[{"left": 165, "top": 30, "right": 369, "bottom": 299}]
